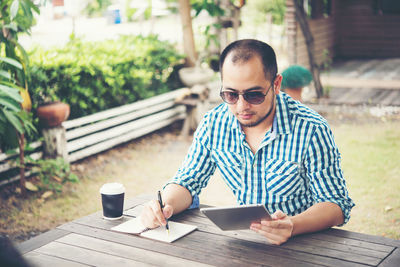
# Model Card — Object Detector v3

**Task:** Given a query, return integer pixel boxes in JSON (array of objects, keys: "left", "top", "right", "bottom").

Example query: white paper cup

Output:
[{"left": 100, "top": 183, "right": 125, "bottom": 220}]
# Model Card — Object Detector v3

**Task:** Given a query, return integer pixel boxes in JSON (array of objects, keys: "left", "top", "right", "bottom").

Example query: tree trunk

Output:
[
  {"left": 293, "top": 0, "right": 323, "bottom": 98},
  {"left": 178, "top": 0, "right": 197, "bottom": 67},
  {"left": 232, "top": 6, "right": 240, "bottom": 41}
]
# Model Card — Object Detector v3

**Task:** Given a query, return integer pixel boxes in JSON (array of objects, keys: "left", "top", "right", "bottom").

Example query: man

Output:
[{"left": 141, "top": 39, "right": 354, "bottom": 245}]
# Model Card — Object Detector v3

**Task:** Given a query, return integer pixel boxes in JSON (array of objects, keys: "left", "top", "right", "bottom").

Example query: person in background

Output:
[{"left": 140, "top": 39, "right": 354, "bottom": 245}]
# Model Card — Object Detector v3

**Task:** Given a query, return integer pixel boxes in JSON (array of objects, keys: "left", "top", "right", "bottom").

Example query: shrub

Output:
[
  {"left": 29, "top": 35, "right": 184, "bottom": 119},
  {"left": 29, "top": 157, "right": 79, "bottom": 193}
]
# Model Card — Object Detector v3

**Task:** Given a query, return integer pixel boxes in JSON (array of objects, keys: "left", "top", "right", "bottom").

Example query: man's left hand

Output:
[{"left": 250, "top": 210, "right": 293, "bottom": 245}]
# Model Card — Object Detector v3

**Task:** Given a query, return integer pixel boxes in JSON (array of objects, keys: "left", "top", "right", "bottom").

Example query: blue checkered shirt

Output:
[{"left": 168, "top": 93, "right": 355, "bottom": 224}]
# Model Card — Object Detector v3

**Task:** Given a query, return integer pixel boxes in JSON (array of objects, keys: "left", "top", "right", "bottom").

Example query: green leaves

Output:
[
  {"left": 191, "top": 0, "right": 225, "bottom": 17},
  {"left": 29, "top": 35, "right": 184, "bottom": 119},
  {"left": 0, "top": 95, "right": 20, "bottom": 112},
  {"left": 2, "top": 0, "right": 39, "bottom": 34},
  {"left": 2, "top": 108, "right": 23, "bottom": 133},
  {"left": 10, "top": 0, "right": 19, "bottom": 20},
  {"left": 0, "top": 84, "right": 23, "bottom": 103},
  {"left": 0, "top": 56, "right": 23, "bottom": 69},
  {"left": 0, "top": 55, "right": 36, "bottom": 150},
  {"left": 29, "top": 157, "right": 80, "bottom": 192}
]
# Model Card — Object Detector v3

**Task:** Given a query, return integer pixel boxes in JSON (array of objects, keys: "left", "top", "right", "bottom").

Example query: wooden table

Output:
[{"left": 19, "top": 195, "right": 400, "bottom": 266}]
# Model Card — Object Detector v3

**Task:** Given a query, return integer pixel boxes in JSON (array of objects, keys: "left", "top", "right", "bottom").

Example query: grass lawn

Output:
[
  {"left": 333, "top": 122, "right": 400, "bottom": 239},
  {"left": 1, "top": 120, "right": 399, "bottom": 242}
]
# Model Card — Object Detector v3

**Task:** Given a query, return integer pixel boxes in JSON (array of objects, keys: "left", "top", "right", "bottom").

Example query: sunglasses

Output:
[{"left": 220, "top": 83, "right": 274, "bottom": 105}]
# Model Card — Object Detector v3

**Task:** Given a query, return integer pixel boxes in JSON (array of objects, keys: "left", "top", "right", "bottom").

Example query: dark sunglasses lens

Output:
[
  {"left": 244, "top": 92, "right": 265, "bottom": 104},
  {"left": 221, "top": 91, "right": 239, "bottom": 104}
]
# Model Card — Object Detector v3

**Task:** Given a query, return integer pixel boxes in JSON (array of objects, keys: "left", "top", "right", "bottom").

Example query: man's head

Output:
[
  {"left": 219, "top": 39, "right": 278, "bottom": 82},
  {"left": 219, "top": 39, "right": 282, "bottom": 128}
]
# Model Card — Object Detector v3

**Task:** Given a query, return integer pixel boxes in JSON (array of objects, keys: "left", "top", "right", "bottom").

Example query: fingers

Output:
[
  {"left": 163, "top": 204, "right": 173, "bottom": 219},
  {"left": 271, "top": 210, "right": 286, "bottom": 220},
  {"left": 250, "top": 221, "right": 290, "bottom": 235},
  {"left": 250, "top": 224, "right": 289, "bottom": 245},
  {"left": 260, "top": 218, "right": 288, "bottom": 229},
  {"left": 250, "top": 210, "right": 293, "bottom": 245},
  {"left": 140, "top": 200, "right": 173, "bottom": 229}
]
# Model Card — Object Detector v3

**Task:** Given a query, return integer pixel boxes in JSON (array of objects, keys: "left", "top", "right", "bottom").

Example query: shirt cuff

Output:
[
  {"left": 163, "top": 181, "right": 200, "bottom": 210},
  {"left": 188, "top": 194, "right": 199, "bottom": 209},
  {"left": 315, "top": 198, "right": 355, "bottom": 226}
]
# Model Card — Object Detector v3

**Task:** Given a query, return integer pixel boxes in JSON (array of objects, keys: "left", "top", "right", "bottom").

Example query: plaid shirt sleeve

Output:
[
  {"left": 166, "top": 113, "right": 217, "bottom": 208},
  {"left": 304, "top": 123, "right": 355, "bottom": 224}
]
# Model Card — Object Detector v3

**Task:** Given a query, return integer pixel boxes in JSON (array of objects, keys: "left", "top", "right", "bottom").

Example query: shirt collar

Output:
[
  {"left": 274, "top": 93, "right": 292, "bottom": 135},
  {"left": 227, "top": 93, "right": 292, "bottom": 135}
]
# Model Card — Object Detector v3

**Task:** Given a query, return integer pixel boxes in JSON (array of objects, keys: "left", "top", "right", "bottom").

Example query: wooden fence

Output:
[{"left": 0, "top": 88, "right": 187, "bottom": 187}]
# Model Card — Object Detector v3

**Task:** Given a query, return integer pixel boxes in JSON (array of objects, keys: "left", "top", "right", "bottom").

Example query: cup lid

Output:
[{"left": 100, "top": 183, "right": 125, "bottom": 195}]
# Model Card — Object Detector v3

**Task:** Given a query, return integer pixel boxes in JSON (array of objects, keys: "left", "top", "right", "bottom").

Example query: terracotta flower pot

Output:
[{"left": 37, "top": 101, "right": 70, "bottom": 128}]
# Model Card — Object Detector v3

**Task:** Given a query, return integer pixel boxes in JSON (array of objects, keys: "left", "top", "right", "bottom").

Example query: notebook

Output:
[{"left": 111, "top": 217, "right": 197, "bottom": 243}]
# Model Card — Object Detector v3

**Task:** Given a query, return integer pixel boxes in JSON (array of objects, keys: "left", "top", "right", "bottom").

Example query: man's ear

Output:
[{"left": 273, "top": 74, "right": 283, "bottom": 94}]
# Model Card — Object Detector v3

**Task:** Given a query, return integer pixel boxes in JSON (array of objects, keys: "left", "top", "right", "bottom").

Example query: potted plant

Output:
[
  {"left": 35, "top": 89, "right": 70, "bottom": 128},
  {"left": 178, "top": 65, "right": 215, "bottom": 87},
  {"left": 178, "top": 51, "right": 216, "bottom": 88},
  {"left": 281, "top": 65, "right": 313, "bottom": 102}
]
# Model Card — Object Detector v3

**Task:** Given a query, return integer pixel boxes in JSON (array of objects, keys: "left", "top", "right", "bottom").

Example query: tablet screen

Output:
[{"left": 200, "top": 204, "right": 271, "bottom": 231}]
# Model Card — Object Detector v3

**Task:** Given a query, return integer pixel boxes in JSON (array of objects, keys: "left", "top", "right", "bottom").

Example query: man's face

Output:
[{"left": 221, "top": 55, "right": 281, "bottom": 128}]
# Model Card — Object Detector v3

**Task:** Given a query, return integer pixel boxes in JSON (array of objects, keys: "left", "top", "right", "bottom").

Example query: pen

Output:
[{"left": 158, "top": 190, "right": 170, "bottom": 235}]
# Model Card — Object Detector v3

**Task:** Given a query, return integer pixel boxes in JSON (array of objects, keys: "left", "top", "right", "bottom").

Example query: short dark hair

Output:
[{"left": 219, "top": 39, "right": 278, "bottom": 81}]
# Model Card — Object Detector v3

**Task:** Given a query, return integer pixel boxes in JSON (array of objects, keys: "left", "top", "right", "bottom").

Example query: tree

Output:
[
  {"left": 0, "top": 57, "right": 36, "bottom": 196},
  {"left": 1, "top": 0, "right": 39, "bottom": 195},
  {"left": 178, "top": 0, "right": 198, "bottom": 67},
  {"left": 179, "top": 0, "right": 244, "bottom": 67},
  {"left": 292, "top": 0, "right": 323, "bottom": 98}
]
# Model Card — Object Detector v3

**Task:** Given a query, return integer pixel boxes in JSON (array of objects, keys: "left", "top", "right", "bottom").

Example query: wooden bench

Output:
[{"left": 0, "top": 89, "right": 187, "bottom": 186}]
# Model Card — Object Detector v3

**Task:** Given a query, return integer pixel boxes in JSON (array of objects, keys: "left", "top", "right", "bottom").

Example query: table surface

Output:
[{"left": 19, "top": 195, "right": 400, "bottom": 267}]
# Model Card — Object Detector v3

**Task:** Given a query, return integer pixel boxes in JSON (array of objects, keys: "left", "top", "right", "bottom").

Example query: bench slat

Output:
[
  {"left": 68, "top": 112, "right": 185, "bottom": 162},
  {"left": 0, "top": 141, "right": 42, "bottom": 162},
  {"left": 63, "top": 88, "right": 186, "bottom": 129},
  {"left": 66, "top": 100, "right": 177, "bottom": 141},
  {"left": 0, "top": 151, "right": 42, "bottom": 173},
  {"left": 67, "top": 106, "right": 185, "bottom": 153}
]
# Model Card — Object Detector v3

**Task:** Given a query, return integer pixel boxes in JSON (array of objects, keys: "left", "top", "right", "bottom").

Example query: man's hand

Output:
[
  {"left": 140, "top": 199, "right": 173, "bottom": 229},
  {"left": 139, "top": 184, "right": 193, "bottom": 229},
  {"left": 250, "top": 210, "right": 293, "bottom": 245}
]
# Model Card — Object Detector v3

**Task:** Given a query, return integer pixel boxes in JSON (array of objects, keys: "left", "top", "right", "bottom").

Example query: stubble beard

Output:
[{"left": 238, "top": 95, "right": 276, "bottom": 128}]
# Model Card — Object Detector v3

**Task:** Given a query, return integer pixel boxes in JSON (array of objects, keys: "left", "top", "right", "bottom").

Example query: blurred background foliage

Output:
[
  {"left": 28, "top": 35, "right": 184, "bottom": 119},
  {"left": 246, "top": 0, "right": 285, "bottom": 25},
  {"left": 0, "top": 0, "right": 39, "bottom": 151}
]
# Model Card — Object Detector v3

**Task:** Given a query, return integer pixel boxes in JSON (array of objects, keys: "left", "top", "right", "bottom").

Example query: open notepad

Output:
[{"left": 111, "top": 217, "right": 197, "bottom": 243}]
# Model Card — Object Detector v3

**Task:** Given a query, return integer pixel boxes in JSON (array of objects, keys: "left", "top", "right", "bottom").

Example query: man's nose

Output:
[{"left": 236, "top": 95, "right": 250, "bottom": 109}]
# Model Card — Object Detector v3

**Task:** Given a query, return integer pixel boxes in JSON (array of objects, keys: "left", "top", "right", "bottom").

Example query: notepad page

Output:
[
  {"left": 111, "top": 217, "right": 197, "bottom": 243},
  {"left": 141, "top": 221, "right": 197, "bottom": 243},
  {"left": 111, "top": 217, "right": 147, "bottom": 234}
]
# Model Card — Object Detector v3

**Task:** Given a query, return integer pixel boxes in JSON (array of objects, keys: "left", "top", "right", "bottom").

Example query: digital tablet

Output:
[{"left": 200, "top": 204, "right": 272, "bottom": 231}]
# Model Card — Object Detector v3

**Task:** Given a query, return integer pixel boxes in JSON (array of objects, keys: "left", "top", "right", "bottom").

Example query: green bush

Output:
[
  {"left": 29, "top": 157, "right": 79, "bottom": 193},
  {"left": 29, "top": 35, "right": 184, "bottom": 119}
]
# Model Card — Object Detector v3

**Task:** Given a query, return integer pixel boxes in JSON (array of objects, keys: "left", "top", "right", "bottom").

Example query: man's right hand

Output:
[
  {"left": 140, "top": 199, "right": 174, "bottom": 229},
  {"left": 139, "top": 184, "right": 193, "bottom": 229}
]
